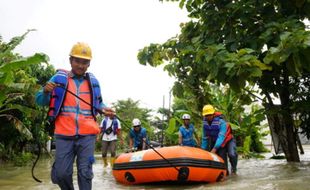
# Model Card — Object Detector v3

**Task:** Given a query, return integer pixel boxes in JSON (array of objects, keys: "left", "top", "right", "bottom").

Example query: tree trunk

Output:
[
  {"left": 284, "top": 119, "right": 300, "bottom": 162},
  {"left": 296, "top": 134, "right": 304, "bottom": 155},
  {"left": 266, "top": 105, "right": 300, "bottom": 162}
]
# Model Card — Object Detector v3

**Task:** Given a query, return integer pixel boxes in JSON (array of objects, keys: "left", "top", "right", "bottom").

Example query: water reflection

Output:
[{"left": 1, "top": 146, "right": 310, "bottom": 190}]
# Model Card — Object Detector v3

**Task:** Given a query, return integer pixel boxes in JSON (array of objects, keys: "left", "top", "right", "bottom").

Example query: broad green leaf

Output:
[
  {"left": 6, "top": 104, "right": 37, "bottom": 118},
  {"left": 279, "top": 31, "right": 291, "bottom": 41},
  {"left": 237, "top": 48, "right": 255, "bottom": 56},
  {"left": 7, "top": 83, "right": 27, "bottom": 90},
  {"left": 191, "top": 36, "right": 200, "bottom": 44},
  {"left": 0, "top": 29, "right": 35, "bottom": 61},
  {"left": 249, "top": 68, "right": 262, "bottom": 77},
  {"left": 13, "top": 117, "right": 33, "bottom": 140},
  {"left": 179, "top": 0, "right": 186, "bottom": 8},
  {"left": 252, "top": 60, "right": 272, "bottom": 71},
  {"left": 0, "top": 114, "right": 33, "bottom": 140},
  {"left": 0, "top": 71, "right": 14, "bottom": 84},
  {"left": 0, "top": 53, "right": 49, "bottom": 72},
  {"left": 263, "top": 49, "right": 277, "bottom": 64},
  {"left": 166, "top": 118, "right": 177, "bottom": 135},
  {"left": 290, "top": 53, "right": 302, "bottom": 76},
  {"left": 304, "top": 35, "right": 310, "bottom": 46}
]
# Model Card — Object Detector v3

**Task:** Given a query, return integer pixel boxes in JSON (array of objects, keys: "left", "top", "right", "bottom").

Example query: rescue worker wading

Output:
[
  {"left": 99, "top": 114, "right": 123, "bottom": 167},
  {"left": 129, "top": 118, "right": 148, "bottom": 151},
  {"left": 36, "top": 42, "right": 113, "bottom": 190},
  {"left": 214, "top": 111, "right": 238, "bottom": 175},
  {"left": 178, "top": 114, "right": 199, "bottom": 147},
  {"left": 201, "top": 105, "right": 228, "bottom": 168}
]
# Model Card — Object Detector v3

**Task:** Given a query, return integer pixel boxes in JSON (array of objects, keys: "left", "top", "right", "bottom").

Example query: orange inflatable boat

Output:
[{"left": 112, "top": 146, "right": 227, "bottom": 185}]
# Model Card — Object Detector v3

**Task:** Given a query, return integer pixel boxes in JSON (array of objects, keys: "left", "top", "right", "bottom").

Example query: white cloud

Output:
[{"left": 0, "top": 0, "right": 188, "bottom": 111}]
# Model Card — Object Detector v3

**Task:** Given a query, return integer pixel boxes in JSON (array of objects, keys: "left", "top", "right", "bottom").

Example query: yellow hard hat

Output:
[
  {"left": 202, "top": 104, "right": 215, "bottom": 116},
  {"left": 69, "top": 42, "right": 92, "bottom": 60}
]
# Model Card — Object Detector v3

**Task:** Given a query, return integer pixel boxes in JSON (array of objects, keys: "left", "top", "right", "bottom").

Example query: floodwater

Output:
[{"left": 1, "top": 145, "right": 310, "bottom": 190}]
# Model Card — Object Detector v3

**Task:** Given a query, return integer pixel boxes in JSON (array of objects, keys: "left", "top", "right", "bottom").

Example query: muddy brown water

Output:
[{"left": 1, "top": 145, "right": 310, "bottom": 190}]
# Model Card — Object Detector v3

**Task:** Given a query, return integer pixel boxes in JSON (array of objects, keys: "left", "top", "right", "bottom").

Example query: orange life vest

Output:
[{"left": 53, "top": 77, "right": 100, "bottom": 136}]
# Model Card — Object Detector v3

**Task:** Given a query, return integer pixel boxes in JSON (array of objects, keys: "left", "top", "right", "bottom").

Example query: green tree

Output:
[
  {"left": 0, "top": 30, "right": 49, "bottom": 160},
  {"left": 207, "top": 84, "right": 269, "bottom": 156},
  {"left": 165, "top": 84, "right": 268, "bottom": 157},
  {"left": 111, "top": 98, "right": 154, "bottom": 147},
  {"left": 138, "top": 0, "right": 310, "bottom": 162},
  {"left": 164, "top": 97, "right": 199, "bottom": 146}
]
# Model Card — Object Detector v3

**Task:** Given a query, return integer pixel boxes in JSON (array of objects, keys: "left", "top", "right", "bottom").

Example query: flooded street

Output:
[{"left": 1, "top": 145, "right": 310, "bottom": 190}]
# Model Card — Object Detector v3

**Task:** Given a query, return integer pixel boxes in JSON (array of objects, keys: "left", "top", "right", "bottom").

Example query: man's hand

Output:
[
  {"left": 211, "top": 148, "right": 217, "bottom": 154},
  {"left": 43, "top": 82, "right": 57, "bottom": 93},
  {"left": 196, "top": 140, "right": 201, "bottom": 147}
]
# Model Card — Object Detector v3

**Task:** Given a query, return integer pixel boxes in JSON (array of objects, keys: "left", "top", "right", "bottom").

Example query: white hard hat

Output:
[
  {"left": 132, "top": 118, "right": 141, "bottom": 126},
  {"left": 182, "top": 114, "right": 191, "bottom": 120}
]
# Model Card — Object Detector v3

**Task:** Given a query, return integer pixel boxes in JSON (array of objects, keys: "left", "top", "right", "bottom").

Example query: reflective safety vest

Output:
[
  {"left": 48, "top": 69, "right": 102, "bottom": 136},
  {"left": 179, "top": 124, "right": 196, "bottom": 147},
  {"left": 101, "top": 117, "right": 119, "bottom": 135},
  {"left": 203, "top": 116, "right": 221, "bottom": 144}
]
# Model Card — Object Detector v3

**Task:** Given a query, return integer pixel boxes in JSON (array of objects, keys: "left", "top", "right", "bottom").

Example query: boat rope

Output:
[
  {"left": 57, "top": 85, "right": 188, "bottom": 179},
  {"left": 32, "top": 122, "right": 42, "bottom": 183},
  {"left": 115, "top": 116, "right": 180, "bottom": 172}
]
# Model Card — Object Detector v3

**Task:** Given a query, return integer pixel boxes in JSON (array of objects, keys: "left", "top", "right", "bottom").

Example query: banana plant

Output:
[
  {"left": 209, "top": 84, "right": 269, "bottom": 155},
  {"left": 165, "top": 109, "right": 190, "bottom": 145},
  {"left": 0, "top": 30, "right": 49, "bottom": 139}
]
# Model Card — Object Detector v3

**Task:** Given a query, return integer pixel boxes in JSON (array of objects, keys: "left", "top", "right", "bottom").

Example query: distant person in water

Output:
[
  {"left": 201, "top": 105, "right": 228, "bottom": 168},
  {"left": 200, "top": 104, "right": 238, "bottom": 175},
  {"left": 214, "top": 112, "right": 238, "bottom": 175},
  {"left": 129, "top": 118, "right": 148, "bottom": 151},
  {"left": 99, "top": 114, "right": 123, "bottom": 167},
  {"left": 178, "top": 113, "right": 200, "bottom": 147}
]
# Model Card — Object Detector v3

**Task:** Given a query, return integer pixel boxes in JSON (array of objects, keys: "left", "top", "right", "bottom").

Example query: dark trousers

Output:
[
  {"left": 51, "top": 135, "right": 96, "bottom": 190},
  {"left": 101, "top": 140, "right": 117, "bottom": 157},
  {"left": 216, "top": 146, "right": 228, "bottom": 170},
  {"left": 226, "top": 138, "right": 238, "bottom": 173}
]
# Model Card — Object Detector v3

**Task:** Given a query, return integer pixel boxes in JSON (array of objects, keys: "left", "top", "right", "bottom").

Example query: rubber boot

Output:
[
  {"left": 103, "top": 157, "right": 108, "bottom": 167},
  {"left": 110, "top": 157, "right": 116, "bottom": 168}
]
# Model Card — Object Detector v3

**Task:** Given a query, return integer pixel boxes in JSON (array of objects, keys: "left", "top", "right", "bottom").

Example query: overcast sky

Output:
[{"left": 0, "top": 0, "right": 188, "bottom": 111}]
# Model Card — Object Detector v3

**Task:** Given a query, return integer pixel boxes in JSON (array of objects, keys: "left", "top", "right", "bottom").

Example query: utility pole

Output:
[
  {"left": 161, "top": 95, "right": 165, "bottom": 147},
  {"left": 168, "top": 89, "right": 171, "bottom": 121}
]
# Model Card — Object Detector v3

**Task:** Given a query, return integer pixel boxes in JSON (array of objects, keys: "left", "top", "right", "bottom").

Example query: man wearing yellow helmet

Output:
[
  {"left": 201, "top": 105, "right": 228, "bottom": 167},
  {"left": 36, "top": 42, "right": 114, "bottom": 190}
]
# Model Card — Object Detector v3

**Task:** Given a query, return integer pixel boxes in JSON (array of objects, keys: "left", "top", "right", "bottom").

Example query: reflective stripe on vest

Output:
[
  {"left": 180, "top": 124, "right": 195, "bottom": 146},
  {"left": 54, "top": 77, "right": 100, "bottom": 136},
  {"left": 47, "top": 70, "right": 102, "bottom": 136},
  {"left": 203, "top": 116, "right": 221, "bottom": 142},
  {"left": 48, "top": 70, "right": 102, "bottom": 121}
]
